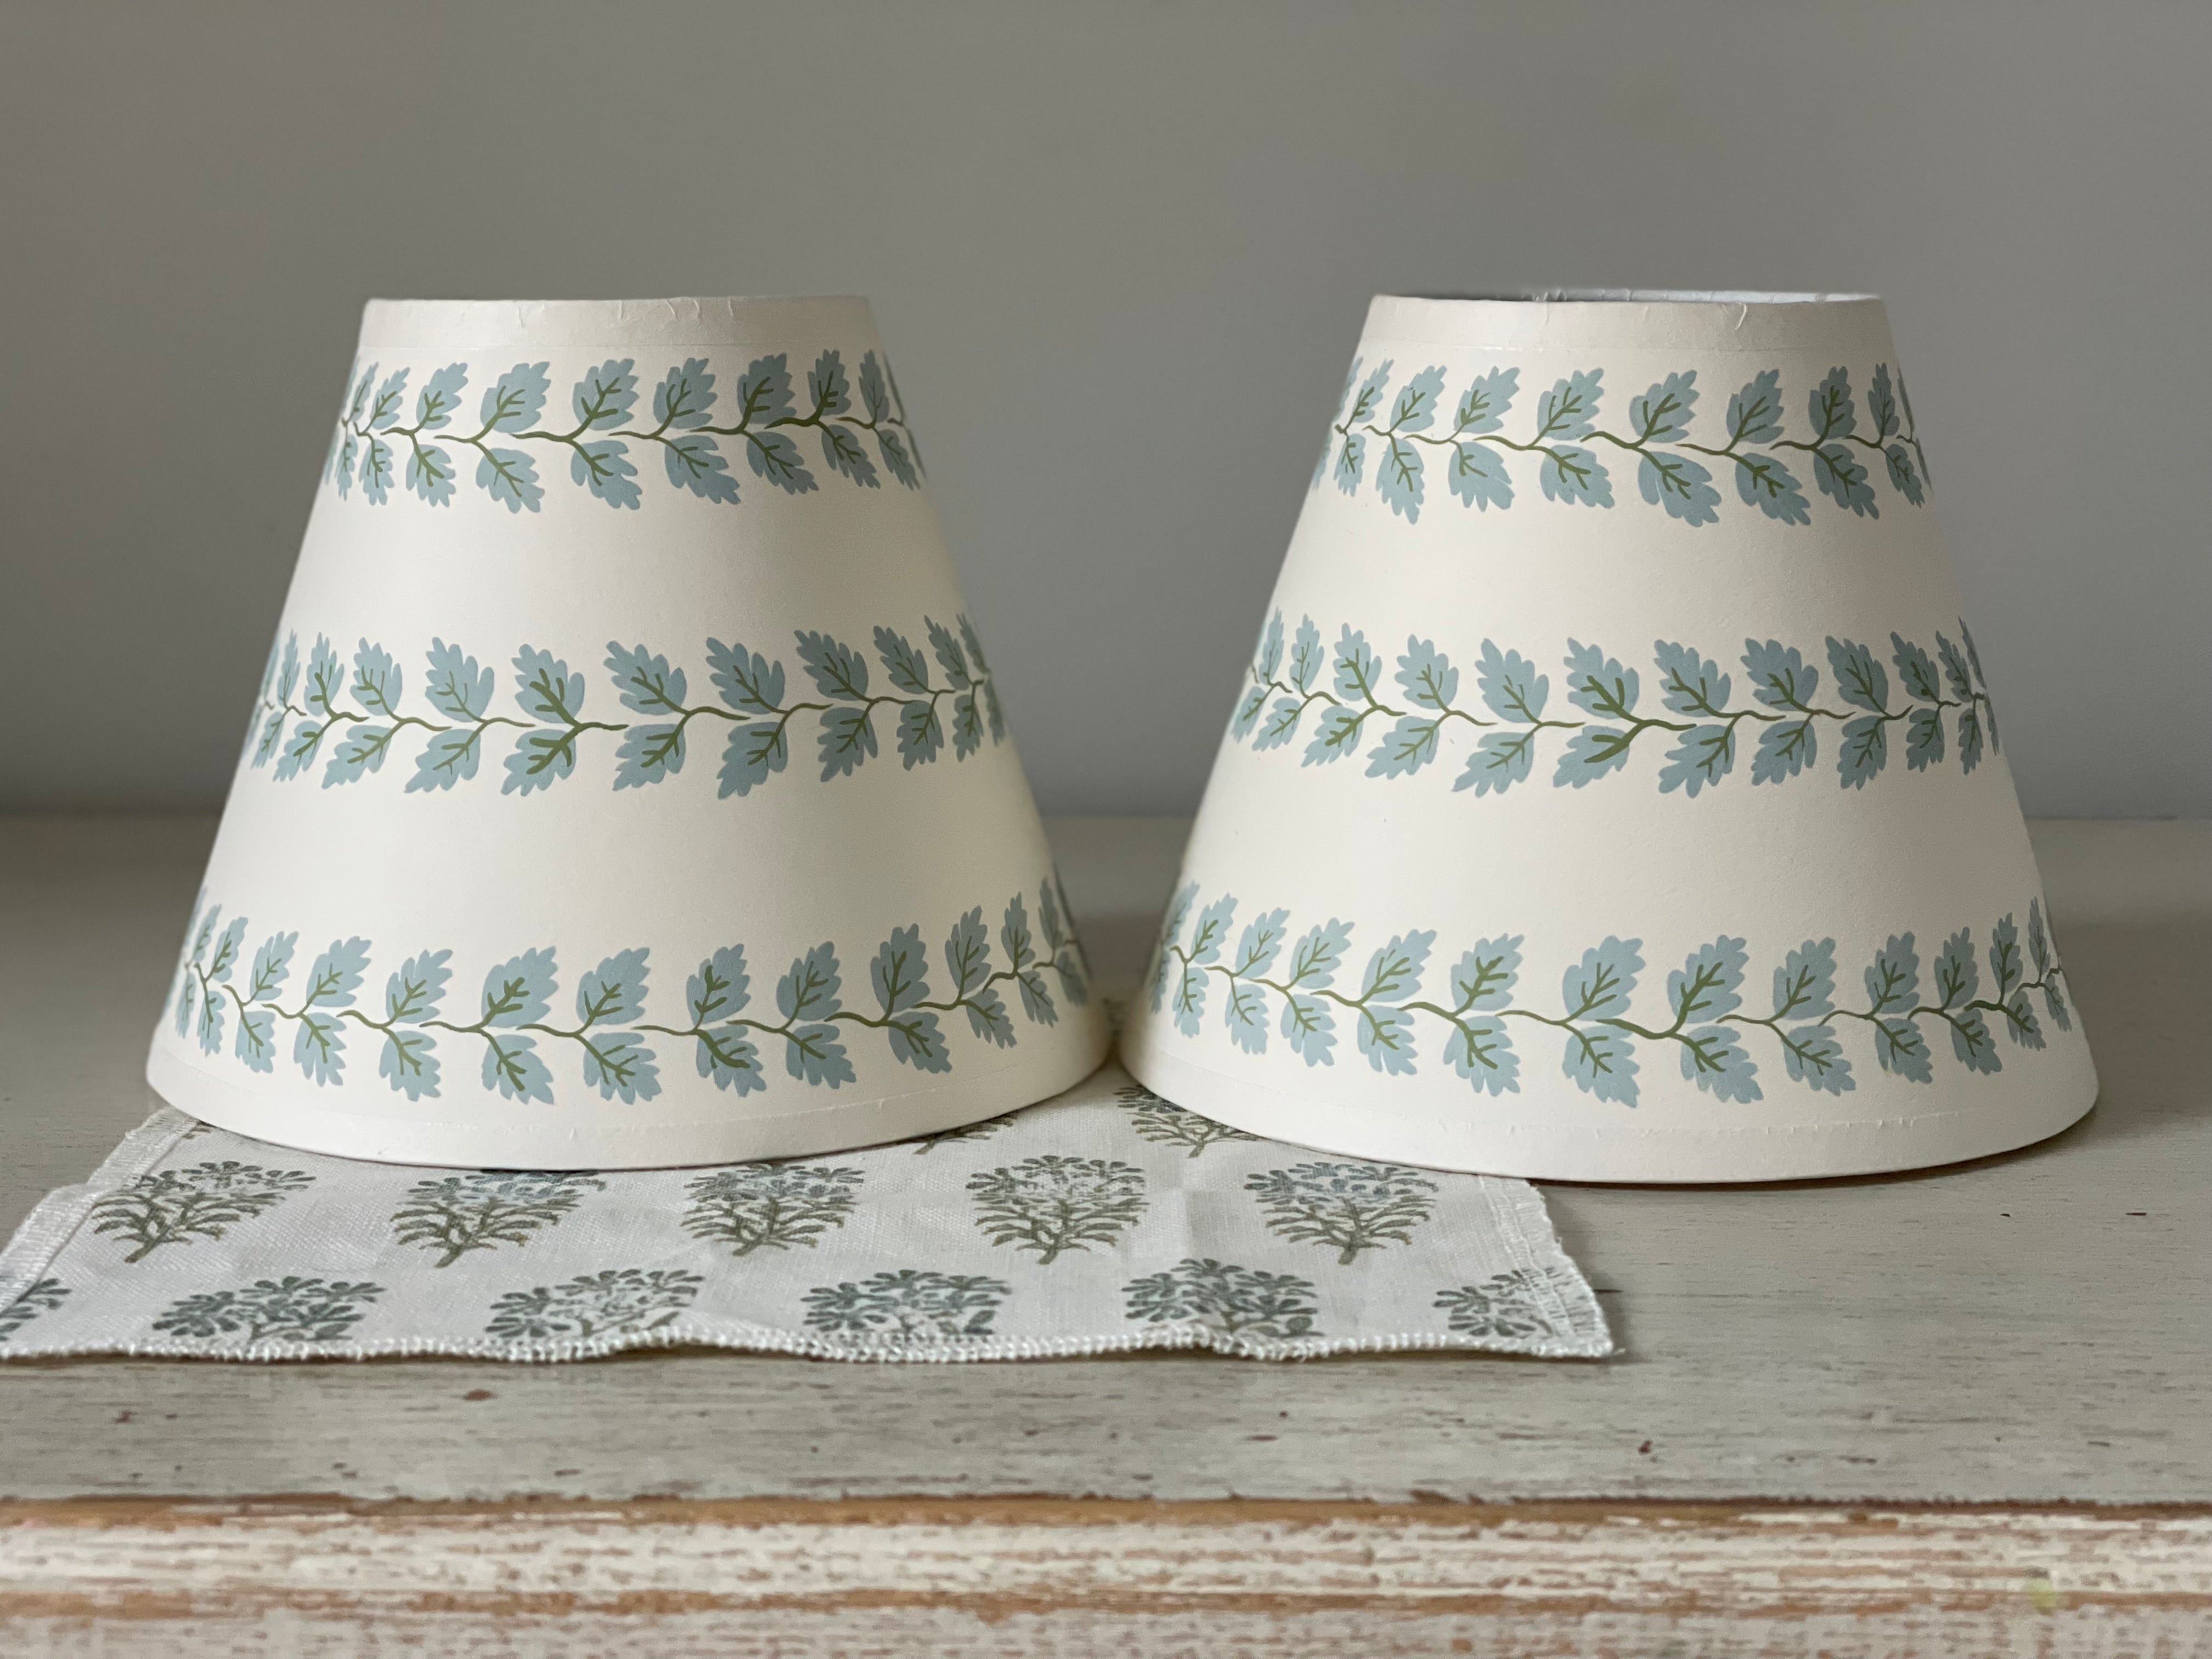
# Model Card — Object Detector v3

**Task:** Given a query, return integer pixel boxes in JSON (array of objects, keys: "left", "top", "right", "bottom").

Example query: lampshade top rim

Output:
[
  {"left": 357, "top": 294, "right": 878, "bottom": 349},
  {"left": 1364, "top": 291, "right": 1893, "bottom": 352}
]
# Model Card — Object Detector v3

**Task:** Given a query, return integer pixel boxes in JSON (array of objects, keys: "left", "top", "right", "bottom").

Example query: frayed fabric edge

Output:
[{"left": 0, "top": 1109, "right": 194, "bottom": 1310}]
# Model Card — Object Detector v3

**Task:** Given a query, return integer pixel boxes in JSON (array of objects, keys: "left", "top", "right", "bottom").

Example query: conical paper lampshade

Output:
[
  {"left": 1124, "top": 292, "right": 2095, "bottom": 1181},
  {"left": 151, "top": 296, "right": 1108, "bottom": 1168}
]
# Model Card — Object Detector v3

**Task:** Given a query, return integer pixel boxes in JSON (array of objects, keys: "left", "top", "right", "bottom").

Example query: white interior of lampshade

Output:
[
  {"left": 1365, "top": 290, "right": 1892, "bottom": 353},
  {"left": 356, "top": 295, "right": 877, "bottom": 349}
]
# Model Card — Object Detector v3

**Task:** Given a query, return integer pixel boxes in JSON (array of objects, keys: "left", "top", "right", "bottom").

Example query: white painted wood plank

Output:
[
  {"left": 0, "top": 816, "right": 2206, "bottom": 1506},
  {"left": 4, "top": 1499, "right": 2210, "bottom": 1657}
]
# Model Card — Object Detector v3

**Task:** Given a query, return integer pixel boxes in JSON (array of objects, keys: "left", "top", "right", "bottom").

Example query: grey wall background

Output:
[{"left": 3, "top": 2, "right": 2207, "bottom": 817}]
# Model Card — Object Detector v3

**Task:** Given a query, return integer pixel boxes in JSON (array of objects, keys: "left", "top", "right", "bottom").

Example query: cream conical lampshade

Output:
[
  {"left": 151, "top": 296, "right": 1108, "bottom": 1168},
  {"left": 1123, "top": 292, "right": 2095, "bottom": 1181}
]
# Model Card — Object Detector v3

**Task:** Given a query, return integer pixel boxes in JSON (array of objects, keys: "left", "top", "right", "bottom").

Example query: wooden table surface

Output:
[{"left": 1, "top": 813, "right": 2206, "bottom": 1656}]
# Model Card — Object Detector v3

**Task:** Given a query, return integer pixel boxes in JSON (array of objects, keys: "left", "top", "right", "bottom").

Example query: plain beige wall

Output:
[{"left": 2, "top": 1, "right": 2206, "bottom": 815}]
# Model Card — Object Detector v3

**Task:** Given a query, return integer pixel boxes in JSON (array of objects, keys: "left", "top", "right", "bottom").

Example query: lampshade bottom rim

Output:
[
  {"left": 1119, "top": 1041, "right": 2098, "bottom": 1185},
  {"left": 145, "top": 1030, "right": 1113, "bottom": 1171}
]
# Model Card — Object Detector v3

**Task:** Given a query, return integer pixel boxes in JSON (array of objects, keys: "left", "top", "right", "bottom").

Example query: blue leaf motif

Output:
[
  {"left": 816, "top": 706, "right": 877, "bottom": 778},
  {"left": 1358, "top": 1004, "right": 1419, "bottom": 1075},
  {"left": 1347, "top": 358, "right": 1394, "bottom": 426},
  {"left": 1654, "top": 642, "right": 1730, "bottom": 716},
  {"left": 887, "top": 1010, "right": 952, "bottom": 1073},
  {"left": 1300, "top": 706, "right": 1364, "bottom": 764},
  {"left": 571, "top": 359, "right": 638, "bottom": 430},
  {"left": 323, "top": 724, "right": 397, "bottom": 787},
  {"left": 1639, "top": 451, "right": 1719, "bottom": 524},
  {"left": 796, "top": 632, "right": 870, "bottom": 701},
  {"left": 303, "top": 937, "right": 370, "bottom": 1008},
  {"left": 1331, "top": 626, "right": 1381, "bottom": 702},
  {"left": 368, "top": 368, "right": 409, "bottom": 430},
  {"left": 1187, "top": 896, "right": 1238, "bottom": 967},
  {"left": 583, "top": 1032, "right": 660, "bottom": 1103},
  {"left": 477, "top": 447, "right": 543, "bottom": 513},
  {"left": 408, "top": 731, "right": 481, "bottom": 793},
  {"left": 737, "top": 353, "right": 798, "bottom": 426},
  {"left": 1564, "top": 641, "right": 1638, "bottom": 719},
  {"left": 1564, "top": 937, "right": 1641, "bottom": 1020},
  {"left": 1232, "top": 909, "right": 1291, "bottom": 978},
  {"left": 944, "top": 906, "right": 994, "bottom": 996},
  {"left": 778, "top": 943, "right": 843, "bottom": 1024},
  {"left": 405, "top": 443, "right": 458, "bottom": 506},
  {"left": 1333, "top": 430, "right": 1367, "bottom": 494},
  {"left": 1226, "top": 983, "right": 1271, "bottom": 1054},
  {"left": 482, "top": 363, "right": 551, "bottom": 433},
  {"left": 577, "top": 948, "right": 650, "bottom": 1027},
  {"left": 1809, "top": 367, "right": 1857, "bottom": 441},
  {"left": 1812, "top": 443, "right": 1877, "bottom": 517},
  {"left": 876, "top": 428, "right": 920, "bottom": 488},
  {"left": 1455, "top": 730, "right": 1536, "bottom": 795},
  {"left": 1540, "top": 445, "right": 1612, "bottom": 506},
  {"left": 1562, "top": 1026, "right": 1638, "bottom": 1104},
  {"left": 1360, "top": 931, "right": 1434, "bottom": 1004},
  {"left": 379, "top": 1030, "right": 441, "bottom": 1099},
  {"left": 964, "top": 985, "right": 1017, "bottom": 1048},
  {"left": 1476, "top": 641, "right": 1547, "bottom": 721},
  {"left": 481, "top": 948, "right": 556, "bottom": 1028},
  {"left": 1680, "top": 1027, "right": 1761, "bottom": 1102},
  {"left": 689, "top": 945, "right": 751, "bottom": 1025},
  {"left": 696, "top": 1031, "right": 765, "bottom": 1097},
  {"left": 235, "top": 1007, "right": 278, "bottom": 1074},
  {"left": 1726, "top": 369, "right": 1785, "bottom": 444},
  {"left": 706, "top": 639, "right": 786, "bottom": 715},
  {"left": 1555, "top": 726, "right": 1635, "bottom": 787},
  {"left": 1743, "top": 639, "right": 1819, "bottom": 710},
  {"left": 1285, "top": 919, "right": 1353, "bottom": 989},
  {"left": 247, "top": 932, "right": 297, "bottom": 1003},
  {"left": 1374, "top": 436, "right": 1424, "bottom": 521},
  {"left": 1826, "top": 638, "right": 1889, "bottom": 713},
  {"left": 1904, "top": 707, "right": 1946, "bottom": 771},
  {"left": 1886, "top": 444, "right": 1926, "bottom": 505},
  {"left": 294, "top": 1011, "right": 348, "bottom": 1086},
  {"left": 1446, "top": 1016, "right": 1518, "bottom": 1094},
  {"left": 896, "top": 701, "right": 944, "bottom": 768},
  {"left": 1368, "top": 714, "right": 1444, "bottom": 778},
  {"left": 1279, "top": 992, "right": 1336, "bottom": 1065},
  {"left": 1449, "top": 936, "right": 1522, "bottom": 1012},
  {"left": 416, "top": 365, "right": 469, "bottom": 431},
  {"left": 1657, "top": 725, "right": 1735, "bottom": 797},
  {"left": 1957, "top": 703, "right": 1988, "bottom": 774},
  {"left": 654, "top": 358, "right": 716, "bottom": 428},
  {"left": 385, "top": 947, "right": 452, "bottom": 1023},
  {"left": 1669, "top": 937, "right": 1747, "bottom": 1023},
  {"left": 1773, "top": 939, "right": 1837, "bottom": 1021},
  {"left": 359, "top": 436, "right": 394, "bottom": 504},
  {"left": 1733, "top": 453, "right": 1809, "bottom": 523},
  {"left": 747, "top": 431, "right": 817, "bottom": 494},
  {"left": 872, "top": 925, "right": 932, "bottom": 1014},
  {"left": 1934, "top": 928, "right": 1979, "bottom": 1010},
  {"left": 1891, "top": 635, "right": 1943, "bottom": 704},
  {"left": 1288, "top": 616, "right": 1323, "bottom": 692},
  {"left": 1447, "top": 443, "right": 1513, "bottom": 509},
  {"left": 1949, "top": 1009, "right": 2003, "bottom": 1074},
  {"left": 1535, "top": 370, "right": 1602, "bottom": 441},
  {"left": 483, "top": 1034, "right": 554, "bottom": 1103},
  {"left": 663, "top": 435, "right": 738, "bottom": 501},
  {"left": 1389, "top": 365, "right": 1447, "bottom": 432},
  {"left": 1395, "top": 638, "right": 1459, "bottom": 711},
  {"left": 1874, "top": 1018, "right": 1934, "bottom": 1084},
  {"left": 1865, "top": 933, "right": 1921, "bottom": 1015},
  {"left": 1750, "top": 719, "right": 1816, "bottom": 785},
  {"left": 1632, "top": 371, "right": 1699, "bottom": 443},
  {"left": 1867, "top": 364, "right": 1901, "bottom": 439},
  {"left": 786, "top": 1025, "right": 857, "bottom": 1088},
  {"left": 571, "top": 439, "right": 641, "bottom": 509},
  {"left": 607, "top": 642, "right": 687, "bottom": 715},
  {"left": 424, "top": 639, "right": 492, "bottom": 720},
  {"left": 1838, "top": 716, "right": 1888, "bottom": 789},
  {"left": 1453, "top": 366, "right": 1518, "bottom": 436},
  {"left": 1781, "top": 1028, "right": 1854, "bottom": 1095}
]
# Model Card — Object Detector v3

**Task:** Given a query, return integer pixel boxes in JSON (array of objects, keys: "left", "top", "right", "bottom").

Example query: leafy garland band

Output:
[
  {"left": 329, "top": 347, "right": 921, "bottom": 511},
  {"left": 1147, "top": 886, "right": 2073, "bottom": 1107},
  {"left": 167, "top": 879, "right": 1088, "bottom": 1107},
  {"left": 244, "top": 617, "right": 1005, "bottom": 796},
  {"left": 1322, "top": 358, "right": 1928, "bottom": 524},
  {"left": 1232, "top": 611, "right": 1999, "bottom": 796}
]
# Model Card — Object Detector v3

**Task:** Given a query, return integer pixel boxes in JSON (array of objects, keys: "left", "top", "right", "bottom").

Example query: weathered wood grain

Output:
[
  {"left": 4, "top": 1497, "right": 2210, "bottom": 1657},
  {"left": 0, "top": 816, "right": 2206, "bottom": 1511}
]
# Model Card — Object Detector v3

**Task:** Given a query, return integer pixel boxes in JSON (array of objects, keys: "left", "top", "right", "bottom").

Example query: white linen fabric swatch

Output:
[{"left": 0, "top": 1063, "right": 1611, "bottom": 1363}]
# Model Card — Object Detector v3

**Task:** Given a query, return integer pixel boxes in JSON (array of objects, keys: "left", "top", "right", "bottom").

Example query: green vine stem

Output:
[
  {"left": 244, "top": 618, "right": 1006, "bottom": 797},
  {"left": 1231, "top": 612, "right": 1999, "bottom": 796},
  {"left": 1146, "top": 887, "right": 2073, "bottom": 1106},
  {"left": 331, "top": 349, "right": 921, "bottom": 511},
  {"left": 1321, "top": 360, "right": 1927, "bottom": 524},
  {"left": 167, "top": 878, "right": 1091, "bottom": 1107}
]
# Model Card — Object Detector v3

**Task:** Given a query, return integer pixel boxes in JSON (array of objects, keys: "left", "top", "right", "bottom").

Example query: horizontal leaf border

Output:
[
  {"left": 165, "top": 878, "right": 1090, "bottom": 1108},
  {"left": 1319, "top": 359, "right": 1928, "bottom": 524},
  {"left": 1146, "top": 885, "right": 2075, "bottom": 1107},
  {"left": 1231, "top": 611, "right": 2000, "bottom": 796},
  {"left": 243, "top": 616, "right": 1006, "bottom": 797},
  {"left": 328, "top": 346, "right": 922, "bottom": 511}
]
